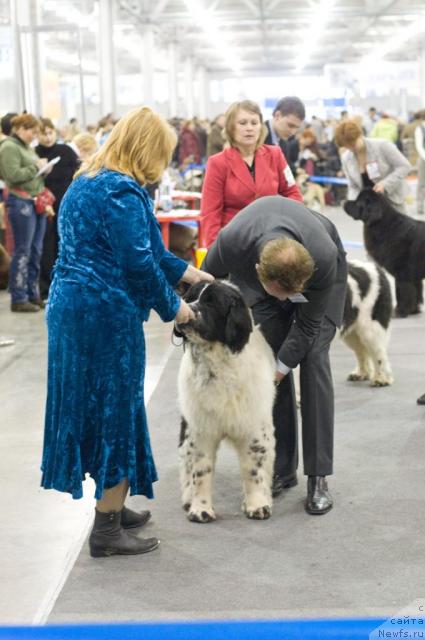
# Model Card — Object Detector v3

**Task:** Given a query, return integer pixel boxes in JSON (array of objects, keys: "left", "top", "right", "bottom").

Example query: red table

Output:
[
  {"left": 172, "top": 191, "right": 202, "bottom": 210},
  {"left": 156, "top": 209, "right": 204, "bottom": 249}
]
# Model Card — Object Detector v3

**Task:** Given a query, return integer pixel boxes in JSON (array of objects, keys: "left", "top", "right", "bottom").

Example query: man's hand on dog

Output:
[
  {"left": 275, "top": 371, "right": 285, "bottom": 386},
  {"left": 181, "top": 265, "right": 214, "bottom": 286}
]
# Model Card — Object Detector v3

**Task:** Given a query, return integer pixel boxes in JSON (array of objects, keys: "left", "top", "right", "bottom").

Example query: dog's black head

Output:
[
  {"left": 344, "top": 188, "right": 384, "bottom": 223},
  {"left": 174, "top": 281, "right": 253, "bottom": 354}
]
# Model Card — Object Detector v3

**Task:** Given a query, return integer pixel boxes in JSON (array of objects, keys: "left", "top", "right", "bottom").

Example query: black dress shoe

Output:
[
  {"left": 305, "top": 476, "right": 333, "bottom": 515},
  {"left": 272, "top": 473, "right": 298, "bottom": 497},
  {"left": 417, "top": 393, "right": 425, "bottom": 406}
]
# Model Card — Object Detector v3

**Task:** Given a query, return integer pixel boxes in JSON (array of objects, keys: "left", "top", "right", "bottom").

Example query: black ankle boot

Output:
[
  {"left": 121, "top": 506, "right": 151, "bottom": 529},
  {"left": 89, "top": 509, "right": 159, "bottom": 558},
  {"left": 305, "top": 476, "right": 333, "bottom": 515}
]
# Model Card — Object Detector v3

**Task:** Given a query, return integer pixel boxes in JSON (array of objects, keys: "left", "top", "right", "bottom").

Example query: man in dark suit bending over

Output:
[{"left": 203, "top": 195, "right": 347, "bottom": 514}]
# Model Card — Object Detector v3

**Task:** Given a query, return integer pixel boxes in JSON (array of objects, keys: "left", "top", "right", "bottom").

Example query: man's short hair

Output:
[
  {"left": 257, "top": 237, "right": 315, "bottom": 293},
  {"left": 273, "top": 97, "right": 305, "bottom": 121}
]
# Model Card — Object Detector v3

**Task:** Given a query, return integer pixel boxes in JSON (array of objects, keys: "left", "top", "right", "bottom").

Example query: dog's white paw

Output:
[
  {"left": 347, "top": 371, "right": 369, "bottom": 381},
  {"left": 187, "top": 507, "right": 216, "bottom": 523},
  {"left": 244, "top": 504, "right": 272, "bottom": 520},
  {"left": 370, "top": 376, "right": 393, "bottom": 387}
]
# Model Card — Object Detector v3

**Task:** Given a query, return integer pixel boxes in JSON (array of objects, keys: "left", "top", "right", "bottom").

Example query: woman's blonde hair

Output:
[
  {"left": 224, "top": 100, "right": 267, "bottom": 150},
  {"left": 75, "top": 107, "right": 177, "bottom": 184},
  {"left": 72, "top": 132, "right": 98, "bottom": 155},
  {"left": 334, "top": 119, "right": 363, "bottom": 148}
]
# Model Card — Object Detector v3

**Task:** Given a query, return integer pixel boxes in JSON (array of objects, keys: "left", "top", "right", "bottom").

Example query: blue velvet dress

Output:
[{"left": 41, "top": 170, "right": 187, "bottom": 500}]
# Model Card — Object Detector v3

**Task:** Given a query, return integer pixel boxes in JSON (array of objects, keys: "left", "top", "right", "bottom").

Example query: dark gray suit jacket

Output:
[
  {"left": 203, "top": 195, "right": 347, "bottom": 368},
  {"left": 264, "top": 121, "right": 299, "bottom": 175}
]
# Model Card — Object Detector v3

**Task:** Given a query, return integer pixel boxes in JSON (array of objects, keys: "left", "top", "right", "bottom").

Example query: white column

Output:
[
  {"left": 99, "top": 0, "right": 116, "bottom": 115},
  {"left": 10, "top": 0, "right": 25, "bottom": 111},
  {"left": 184, "top": 56, "right": 194, "bottom": 118},
  {"left": 167, "top": 41, "right": 178, "bottom": 117},
  {"left": 12, "top": 0, "right": 40, "bottom": 114},
  {"left": 142, "top": 27, "right": 154, "bottom": 107},
  {"left": 196, "top": 65, "right": 208, "bottom": 119},
  {"left": 420, "top": 47, "right": 425, "bottom": 107}
]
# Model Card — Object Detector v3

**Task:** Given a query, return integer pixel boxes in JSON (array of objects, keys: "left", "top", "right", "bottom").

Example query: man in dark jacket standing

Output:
[
  {"left": 203, "top": 195, "right": 347, "bottom": 515},
  {"left": 264, "top": 96, "right": 305, "bottom": 176}
]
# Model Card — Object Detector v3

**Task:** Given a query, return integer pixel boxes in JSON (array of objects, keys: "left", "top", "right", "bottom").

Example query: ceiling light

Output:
[
  {"left": 294, "top": 0, "right": 337, "bottom": 72},
  {"left": 183, "top": 0, "right": 242, "bottom": 73}
]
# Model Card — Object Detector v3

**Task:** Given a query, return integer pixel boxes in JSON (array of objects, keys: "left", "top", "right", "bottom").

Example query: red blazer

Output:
[{"left": 201, "top": 144, "right": 303, "bottom": 247}]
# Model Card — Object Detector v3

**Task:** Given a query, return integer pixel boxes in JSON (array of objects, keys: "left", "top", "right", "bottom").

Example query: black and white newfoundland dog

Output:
[
  {"left": 341, "top": 260, "right": 394, "bottom": 387},
  {"left": 344, "top": 188, "right": 425, "bottom": 317},
  {"left": 175, "top": 281, "right": 276, "bottom": 523}
]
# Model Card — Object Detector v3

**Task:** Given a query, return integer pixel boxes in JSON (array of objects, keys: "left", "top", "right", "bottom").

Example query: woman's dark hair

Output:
[
  {"left": 1, "top": 112, "right": 18, "bottom": 136},
  {"left": 39, "top": 117, "right": 55, "bottom": 133}
]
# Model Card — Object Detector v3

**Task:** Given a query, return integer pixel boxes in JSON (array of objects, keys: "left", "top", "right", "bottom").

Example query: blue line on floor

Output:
[{"left": 0, "top": 618, "right": 388, "bottom": 639}]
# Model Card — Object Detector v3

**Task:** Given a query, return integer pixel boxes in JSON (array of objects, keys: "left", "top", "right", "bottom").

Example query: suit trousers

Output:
[{"left": 252, "top": 301, "right": 336, "bottom": 478}]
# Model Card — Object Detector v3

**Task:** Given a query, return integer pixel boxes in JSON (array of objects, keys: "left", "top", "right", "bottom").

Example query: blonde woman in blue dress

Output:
[{"left": 41, "top": 107, "right": 213, "bottom": 558}]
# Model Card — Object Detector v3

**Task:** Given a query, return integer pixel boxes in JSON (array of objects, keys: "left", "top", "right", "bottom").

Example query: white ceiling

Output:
[
  {"left": 39, "top": 0, "right": 425, "bottom": 76},
  {"left": 116, "top": 0, "right": 425, "bottom": 74}
]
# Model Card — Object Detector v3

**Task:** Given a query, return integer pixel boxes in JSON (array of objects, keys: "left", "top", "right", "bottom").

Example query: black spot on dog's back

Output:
[
  {"left": 348, "top": 263, "right": 370, "bottom": 299},
  {"left": 342, "top": 281, "right": 358, "bottom": 333},
  {"left": 372, "top": 267, "right": 392, "bottom": 329}
]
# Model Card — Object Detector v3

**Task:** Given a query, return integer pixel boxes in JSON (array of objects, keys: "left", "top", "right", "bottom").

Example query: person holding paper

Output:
[
  {"left": 0, "top": 113, "right": 50, "bottom": 312},
  {"left": 202, "top": 195, "right": 347, "bottom": 514},
  {"left": 201, "top": 99, "right": 303, "bottom": 248},
  {"left": 36, "top": 118, "right": 79, "bottom": 298}
]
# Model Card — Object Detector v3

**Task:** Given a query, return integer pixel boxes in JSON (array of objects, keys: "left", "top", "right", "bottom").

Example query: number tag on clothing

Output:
[
  {"left": 283, "top": 165, "right": 296, "bottom": 187},
  {"left": 366, "top": 161, "right": 381, "bottom": 181}
]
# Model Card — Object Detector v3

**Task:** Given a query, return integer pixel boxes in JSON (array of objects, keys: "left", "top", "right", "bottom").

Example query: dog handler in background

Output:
[
  {"left": 335, "top": 119, "right": 411, "bottom": 212},
  {"left": 203, "top": 195, "right": 347, "bottom": 515},
  {"left": 41, "top": 107, "right": 213, "bottom": 558}
]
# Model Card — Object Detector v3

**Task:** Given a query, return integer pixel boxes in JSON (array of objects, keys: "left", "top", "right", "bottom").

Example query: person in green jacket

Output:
[
  {"left": 370, "top": 113, "right": 399, "bottom": 145},
  {"left": 0, "top": 113, "right": 50, "bottom": 312}
]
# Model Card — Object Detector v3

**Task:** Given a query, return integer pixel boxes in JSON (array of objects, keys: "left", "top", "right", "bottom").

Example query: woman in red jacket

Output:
[{"left": 201, "top": 100, "right": 303, "bottom": 247}]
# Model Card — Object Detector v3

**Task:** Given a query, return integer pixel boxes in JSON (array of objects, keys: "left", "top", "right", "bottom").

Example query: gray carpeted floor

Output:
[{"left": 48, "top": 314, "right": 425, "bottom": 623}]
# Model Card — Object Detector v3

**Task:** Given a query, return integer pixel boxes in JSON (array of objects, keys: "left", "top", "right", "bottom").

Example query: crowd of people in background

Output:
[{"left": 0, "top": 101, "right": 424, "bottom": 313}]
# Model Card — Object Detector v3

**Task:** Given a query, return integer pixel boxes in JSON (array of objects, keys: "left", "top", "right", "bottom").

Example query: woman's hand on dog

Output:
[
  {"left": 175, "top": 299, "right": 195, "bottom": 324},
  {"left": 181, "top": 265, "right": 214, "bottom": 286}
]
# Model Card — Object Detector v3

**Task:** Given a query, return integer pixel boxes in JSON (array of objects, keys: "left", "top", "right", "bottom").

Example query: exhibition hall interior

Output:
[{"left": 0, "top": 1, "right": 424, "bottom": 638}]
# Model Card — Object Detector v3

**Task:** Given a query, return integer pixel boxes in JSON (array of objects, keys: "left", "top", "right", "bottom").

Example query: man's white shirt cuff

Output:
[{"left": 276, "top": 360, "right": 292, "bottom": 376}]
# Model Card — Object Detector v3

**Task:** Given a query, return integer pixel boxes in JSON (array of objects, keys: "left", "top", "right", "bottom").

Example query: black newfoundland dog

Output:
[{"left": 344, "top": 188, "right": 425, "bottom": 317}]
